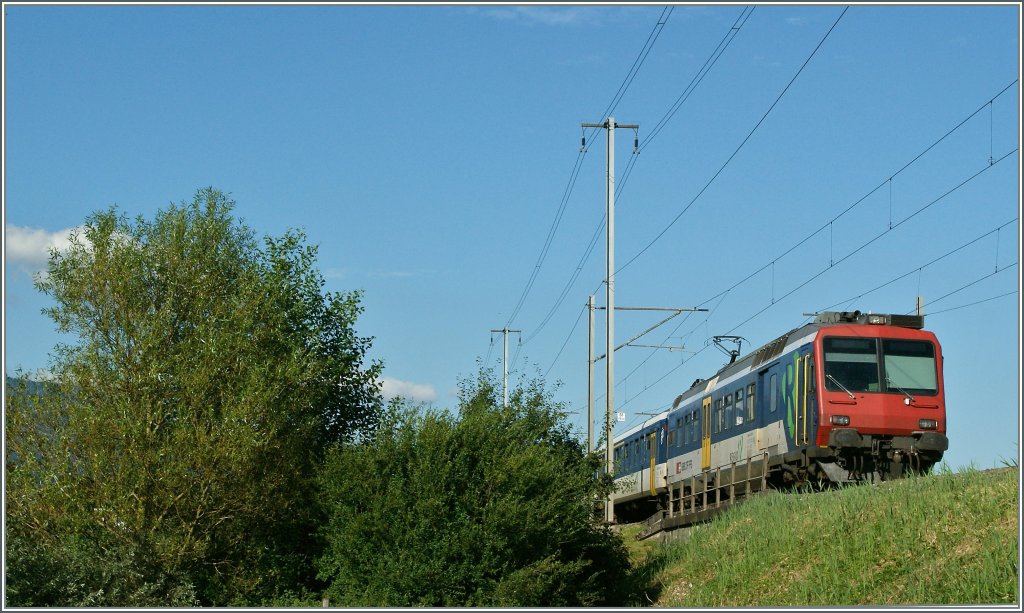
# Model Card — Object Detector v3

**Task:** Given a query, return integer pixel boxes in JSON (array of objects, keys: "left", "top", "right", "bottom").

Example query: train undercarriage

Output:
[{"left": 620, "top": 431, "right": 949, "bottom": 539}]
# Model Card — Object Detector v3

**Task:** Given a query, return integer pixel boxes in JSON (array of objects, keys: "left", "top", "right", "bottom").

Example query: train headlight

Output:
[
  {"left": 866, "top": 314, "right": 887, "bottom": 325},
  {"left": 830, "top": 415, "right": 850, "bottom": 426},
  {"left": 918, "top": 419, "right": 938, "bottom": 430}
]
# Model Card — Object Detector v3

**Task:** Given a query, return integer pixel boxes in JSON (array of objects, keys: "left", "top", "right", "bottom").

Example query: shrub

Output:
[{"left": 316, "top": 373, "right": 631, "bottom": 606}]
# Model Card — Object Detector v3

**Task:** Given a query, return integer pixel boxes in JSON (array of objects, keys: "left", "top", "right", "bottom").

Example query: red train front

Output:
[{"left": 811, "top": 311, "right": 948, "bottom": 480}]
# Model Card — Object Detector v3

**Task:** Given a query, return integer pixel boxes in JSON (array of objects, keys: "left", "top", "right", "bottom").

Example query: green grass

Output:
[{"left": 625, "top": 467, "right": 1019, "bottom": 606}]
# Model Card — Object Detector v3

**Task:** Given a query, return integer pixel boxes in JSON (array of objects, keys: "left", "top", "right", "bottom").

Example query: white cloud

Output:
[
  {"left": 5, "top": 224, "right": 82, "bottom": 273},
  {"left": 323, "top": 268, "right": 419, "bottom": 281},
  {"left": 468, "top": 6, "right": 604, "bottom": 27},
  {"left": 379, "top": 376, "right": 438, "bottom": 403},
  {"left": 367, "top": 271, "right": 415, "bottom": 279}
]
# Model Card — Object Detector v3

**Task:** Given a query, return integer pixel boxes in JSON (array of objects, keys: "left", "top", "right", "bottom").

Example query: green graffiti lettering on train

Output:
[{"left": 783, "top": 353, "right": 799, "bottom": 442}]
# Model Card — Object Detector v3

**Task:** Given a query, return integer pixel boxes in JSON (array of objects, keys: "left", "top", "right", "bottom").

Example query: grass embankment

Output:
[{"left": 623, "top": 466, "right": 1019, "bottom": 607}]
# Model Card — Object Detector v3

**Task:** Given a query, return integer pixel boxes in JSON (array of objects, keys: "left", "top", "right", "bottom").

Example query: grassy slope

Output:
[{"left": 623, "top": 466, "right": 1019, "bottom": 607}]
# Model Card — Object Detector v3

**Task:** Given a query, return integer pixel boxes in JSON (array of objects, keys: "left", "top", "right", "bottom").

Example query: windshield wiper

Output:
[
  {"left": 886, "top": 378, "right": 916, "bottom": 404},
  {"left": 826, "top": 374, "right": 855, "bottom": 400}
]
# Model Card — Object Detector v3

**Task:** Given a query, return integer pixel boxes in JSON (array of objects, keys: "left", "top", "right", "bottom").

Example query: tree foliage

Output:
[
  {"left": 316, "top": 372, "right": 632, "bottom": 607},
  {"left": 5, "top": 188, "right": 382, "bottom": 606}
]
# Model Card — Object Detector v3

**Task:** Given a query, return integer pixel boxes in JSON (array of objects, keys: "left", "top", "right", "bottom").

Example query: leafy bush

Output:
[
  {"left": 5, "top": 525, "right": 198, "bottom": 607},
  {"left": 5, "top": 189, "right": 381, "bottom": 606},
  {"left": 316, "top": 373, "right": 632, "bottom": 606}
]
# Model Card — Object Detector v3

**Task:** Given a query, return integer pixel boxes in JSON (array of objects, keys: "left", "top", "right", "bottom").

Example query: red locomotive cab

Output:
[{"left": 811, "top": 312, "right": 948, "bottom": 476}]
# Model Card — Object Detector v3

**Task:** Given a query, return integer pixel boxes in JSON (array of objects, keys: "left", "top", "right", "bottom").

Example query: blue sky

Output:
[{"left": 3, "top": 3, "right": 1020, "bottom": 471}]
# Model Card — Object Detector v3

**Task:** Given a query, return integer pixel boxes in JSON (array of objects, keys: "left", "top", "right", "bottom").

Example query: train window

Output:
[
  {"left": 735, "top": 389, "right": 744, "bottom": 426},
  {"left": 824, "top": 337, "right": 880, "bottom": 392},
  {"left": 714, "top": 398, "right": 723, "bottom": 433},
  {"left": 692, "top": 410, "right": 698, "bottom": 443},
  {"left": 770, "top": 374, "right": 778, "bottom": 412},
  {"left": 724, "top": 395, "right": 732, "bottom": 431},
  {"left": 882, "top": 339, "right": 938, "bottom": 395},
  {"left": 746, "top": 383, "right": 756, "bottom": 420},
  {"left": 683, "top": 414, "right": 690, "bottom": 444}
]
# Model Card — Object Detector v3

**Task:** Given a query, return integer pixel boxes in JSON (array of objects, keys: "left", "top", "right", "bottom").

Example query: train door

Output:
[
  {"left": 803, "top": 350, "right": 816, "bottom": 445},
  {"left": 756, "top": 369, "right": 769, "bottom": 450},
  {"left": 647, "top": 431, "right": 658, "bottom": 495},
  {"left": 701, "top": 397, "right": 712, "bottom": 471},
  {"left": 794, "top": 349, "right": 816, "bottom": 447}
]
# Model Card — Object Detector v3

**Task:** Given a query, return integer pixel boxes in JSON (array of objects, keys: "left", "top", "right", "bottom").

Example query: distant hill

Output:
[{"left": 5, "top": 376, "right": 49, "bottom": 398}]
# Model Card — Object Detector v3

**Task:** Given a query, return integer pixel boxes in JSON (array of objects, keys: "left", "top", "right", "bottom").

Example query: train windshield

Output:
[
  {"left": 882, "top": 339, "right": 938, "bottom": 395},
  {"left": 824, "top": 338, "right": 880, "bottom": 392},
  {"left": 823, "top": 337, "right": 938, "bottom": 396}
]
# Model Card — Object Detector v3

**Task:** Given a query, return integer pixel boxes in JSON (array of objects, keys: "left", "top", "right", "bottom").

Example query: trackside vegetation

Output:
[
  {"left": 5, "top": 189, "right": 382, "bottom": 606},
  {"left": 5, "top": 188, "right": 1017, "bottom": 607},
  {"left": 3, "top": 188, "right": 631, "bottom": 607},
  {"left": 315, "top": 375, "right": 633, "bottom": 607},
  {"left": 626, "top": 465, "right": 1019, "bottom": 607}
]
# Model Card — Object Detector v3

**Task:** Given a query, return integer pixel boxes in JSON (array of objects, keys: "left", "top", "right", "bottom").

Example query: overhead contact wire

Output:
[{"left": 616, "top": 6, "right": 850, "bottom": 277}]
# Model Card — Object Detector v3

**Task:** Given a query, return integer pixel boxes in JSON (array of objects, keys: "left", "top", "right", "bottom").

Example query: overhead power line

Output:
[
  {"left": 504, "top": 6, "right": 675, "bottom": 329},
  {"left": 505, "top": 151, "right": 590, "bottom": 327},
  {"left": 663, "top": 79, "right": 1019, "bottom": 332},
  {"left": 641, "top": 6, "right": 756, "bottom": 149},
  {"left": 814, "top": 218, "right": 1018, "bottom": 315},
  {"left": 908, "top": 262, "right": 1018, "bottom": 315},
  {"left": 520, "top": 7, "right": 755, "bottom": 345},
  {"left": 599, "top": 6, "right": 675, "bottom": 121},
  {"left": 582, "top": 79, "right": 1019, "bottom": 415},
  {"left": 600, "top": 149, "right": 1018, "bottom": 411},
  {"left": 544, "top": 303, "right": 588, "bottom": 377},
  {"left": 616, "top": 6, "right": 849, "bottom": 277},
  {"left": 928, "top": 290, "right": 1018, "bottom": 316},
  {"left": 725, "top": 148, "right": 1018, "bottom": 335}
]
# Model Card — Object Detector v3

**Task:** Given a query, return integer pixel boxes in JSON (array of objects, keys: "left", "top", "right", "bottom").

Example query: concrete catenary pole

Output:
[
  {"left": 491, "top": 327, "right": 521, "bottom": 407},
  {"left": 582, "top": 116, "right": 637, "bottom": 524},
  {"left": 588, "top": 294, "right": 595, "bottom": 454},
  {"left": 604, "top": 117, "right": 616, "bottom": 525}
]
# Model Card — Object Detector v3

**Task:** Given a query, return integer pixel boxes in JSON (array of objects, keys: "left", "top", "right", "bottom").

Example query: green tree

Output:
[
  {"left": 316, "top": 372, "right": 632, "bottom": 607},
  {"left": 5, "top": 188, "right": 382, "bottom": 606}
]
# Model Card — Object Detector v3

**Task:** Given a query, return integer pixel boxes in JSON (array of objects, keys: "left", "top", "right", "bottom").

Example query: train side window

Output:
[
  {"left": 770, "top": 374, "right": 778, "bottom": 413},
  {"left": 693, "top": 410, "right": 699, "bottom": 442},
  {"left": 683, "top": 414, "right": 690, "bottom": 445},
  {"left": 746, "top": 383, "right": 756, "bottom": 420},
  {"left": 714, "top": 398, "right": 723, "bottom": 433},
  {"left": 735, "top": 389, "right": 744, "bottom": 426},
  {"left": 724, "top": 395, "right": 733, "bottom": 431},
  {"left": 808, "top": 357, "right": 816, "bottom": 391}
]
